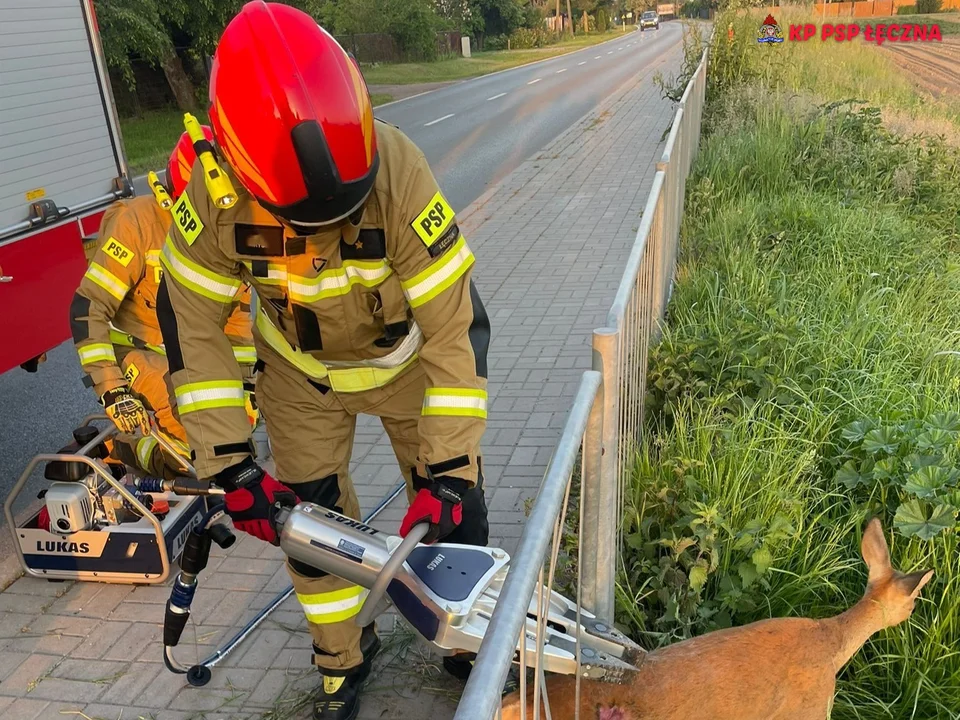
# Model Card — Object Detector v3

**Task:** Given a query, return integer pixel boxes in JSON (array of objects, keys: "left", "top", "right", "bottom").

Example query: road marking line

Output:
[
  {"left": 527, "top": 78, "right": 541, "bottom": 85},
  {"left": 424, "top": 113, "right": 454, "bottom": 126},
  {"left": 556, "top": 68, "right": 567, "bottom": 74},
  {"left": 486, "top": 93, "right": 507, "bottom": 101},
  {"left": 594, "top": 55, "right": 601, "bottom": 59},
  {"left": 578, "top": 61, "right": 586, "bottom": 66},
  {"left": 607, "top": 51, "right": 613, "bottom": 55}
]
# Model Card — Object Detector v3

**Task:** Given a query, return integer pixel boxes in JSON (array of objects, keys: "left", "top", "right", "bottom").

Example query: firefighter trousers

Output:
[
  {"left": 115, "top": 348, "right": 187, "bottom": 477},
  {"left": 256, "top": 353, "right": 490, "bottom": 673}
]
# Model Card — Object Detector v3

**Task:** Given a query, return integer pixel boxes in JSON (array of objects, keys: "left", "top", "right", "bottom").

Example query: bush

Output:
[
  {"left": 619, "top": 12, "right": 960, "bottom": 717},
  {"left": 484, "top": 33, "right": 509, "bottom": 50},
  {"left": 506, "top": 26, "right": 556, "bottom": 49},
  {"left": 916, "top": 0, "right": 942, "bottom": 12},
  {"left": 596, "top": 7, "right": 609, "bottom": 31}
]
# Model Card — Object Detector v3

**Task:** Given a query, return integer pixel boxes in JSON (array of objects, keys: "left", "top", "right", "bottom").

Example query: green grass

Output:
[
  {"left": 361, "top": 28, "right": 633, "bottom": 85},
  {"left": 618, "top": 13, "right": 960, "bottom": 719}
]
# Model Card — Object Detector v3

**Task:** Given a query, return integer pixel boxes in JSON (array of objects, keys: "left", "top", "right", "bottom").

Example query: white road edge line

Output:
[
  {"left": 486, "top": 93, "right": 507, "bottom": 101},
  {"left": 424, "top": 113, "right": 454, "bottom": 127},
  {"left": 527, "top": 78, "right": 541, "bottom": 85},
  {"left": 556, "top": 68, "right": 567, "bottom": 74}
]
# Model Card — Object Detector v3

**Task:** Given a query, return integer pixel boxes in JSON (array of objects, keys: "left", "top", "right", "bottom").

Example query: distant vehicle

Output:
[{"left": 640, "top": 10, "right": 660, "bottom": 30}]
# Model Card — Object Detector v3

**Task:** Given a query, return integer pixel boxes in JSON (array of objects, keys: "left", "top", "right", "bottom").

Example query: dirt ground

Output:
[{"left": 883, "top": 36, "right": 960, "bottom": 99}]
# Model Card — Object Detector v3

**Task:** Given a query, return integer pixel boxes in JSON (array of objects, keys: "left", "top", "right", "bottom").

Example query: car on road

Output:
[{"left": 639, "top": 10, "right": 660, "bottom": 30}]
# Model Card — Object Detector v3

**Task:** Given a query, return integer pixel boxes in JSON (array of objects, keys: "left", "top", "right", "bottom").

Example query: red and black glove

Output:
[
  {"left": 400, "top": 477, "right": 468, "bottom": 544},
  {"left": 215, "top": 457, "right": 297, "bottom": 545}
]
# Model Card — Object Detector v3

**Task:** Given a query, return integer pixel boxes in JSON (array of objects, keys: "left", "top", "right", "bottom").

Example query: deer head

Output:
[{"left": 860, "top": 517, "right": 933, "bottom": 629}]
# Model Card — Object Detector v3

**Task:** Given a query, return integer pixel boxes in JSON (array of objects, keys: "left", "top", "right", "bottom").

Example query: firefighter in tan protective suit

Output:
[
  {"left": 70, "top": 128, "right": 258, "bottom": 478},
  {"left": 155, "top": 3, "right": 491, "bottom": 718}
]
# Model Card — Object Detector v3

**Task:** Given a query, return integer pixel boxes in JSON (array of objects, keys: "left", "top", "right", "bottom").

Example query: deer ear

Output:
[
  {"left": 861, "top": 518, "right": 892, "bottom": 583},
  {"left": 898, "top": 569, "right": 934, "bottom": 599}
]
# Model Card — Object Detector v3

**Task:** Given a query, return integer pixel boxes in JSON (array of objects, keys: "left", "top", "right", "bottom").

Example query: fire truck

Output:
[{"left": 0, "top": 0, "right": 133, "bottom": 375}]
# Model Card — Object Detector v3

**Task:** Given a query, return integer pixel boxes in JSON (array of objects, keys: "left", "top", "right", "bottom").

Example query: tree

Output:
[
  {"left": 94, "top": 0, "right": 198, "bottom": 111},
  {"left": 596, "top": 6, "right": 609, "bottom": 30}
]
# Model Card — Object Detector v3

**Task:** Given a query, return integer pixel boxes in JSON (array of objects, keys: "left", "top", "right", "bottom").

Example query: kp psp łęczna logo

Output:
[{"left": 758, "top": 14, "right": 785, "bottom": 44}]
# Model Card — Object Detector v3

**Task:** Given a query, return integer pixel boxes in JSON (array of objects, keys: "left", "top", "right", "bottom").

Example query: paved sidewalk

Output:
[{"left": 0, "top": 45, "right": 680, "bottom": 720}]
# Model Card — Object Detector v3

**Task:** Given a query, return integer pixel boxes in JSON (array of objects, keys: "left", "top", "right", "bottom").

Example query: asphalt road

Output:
[{"left": 0, "top": 24, "right": 682, "bottom": 522}]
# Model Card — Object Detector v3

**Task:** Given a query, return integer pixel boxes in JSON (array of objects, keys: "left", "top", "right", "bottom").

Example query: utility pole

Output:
[
  {"left": 567, "top": 0, "right": 574, "bottom": 34},
  {"left": 556, "top": 0, "right": 561, "bottom": 35}
]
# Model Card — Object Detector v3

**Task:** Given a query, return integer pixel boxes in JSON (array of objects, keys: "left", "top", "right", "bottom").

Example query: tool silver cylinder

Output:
[{"left": 277, "top": 503, "right": 393, "bottom": 589}]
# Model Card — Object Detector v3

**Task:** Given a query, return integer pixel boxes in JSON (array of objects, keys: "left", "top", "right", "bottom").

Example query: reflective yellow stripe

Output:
[
  {"left": 78, "top": 343, "right": 116, "bottom": 366},
  {"left": 287, "top": 260, "right": 391, "bottom": 303},
  {"left": 108, "top": 329, "right": 166, "bottom": 357},
  {"left": 175, "top": 380, "right": 245, "bottom": 414},
  {"left": 242, "top": 261, "right": 287, "bottom": 285},
  {"left": 422, "top": 387, "right": 488, "bottom": 419},
  {"left": 297, "top": 586, "right": 368, "bottom": 624},
  {"left": 252, "top": 295, "right": 416, "bottom": 392},
  {"left": 136, "top": 436, "right": 158, "bottom": 469},
  {"left": 232, "top": 345, "right": 257, "bottom": 364},
  {"left": 401, "top": 238, "right": 474, "bottom": 308},
  {"left": 85, "top": 263, "right": 129, "bottom": 301},
  {"left": 145, "top": 249, "right": 161, "bottom": 266},
  {"left": 161, "top": 238, "right": 241, "bottom": 303}
]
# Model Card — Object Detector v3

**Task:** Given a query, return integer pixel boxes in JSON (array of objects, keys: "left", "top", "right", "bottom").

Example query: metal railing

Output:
[{"left": 452, "top": 43, "right": 710, "bottom": 718}]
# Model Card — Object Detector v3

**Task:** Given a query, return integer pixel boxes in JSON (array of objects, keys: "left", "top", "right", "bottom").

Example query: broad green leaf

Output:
[
  {"left": 872, "top": 457, "right": 899, "bottom": 482},
  {"left": 916, "top": 429, "right": 953, "bottom": 452},
  {"left": 906, "top": 454, "right": 941, "bottom": 472},
  {"left": 689, "top": 561, "right": 709, "bottom": 592},
  {"left": 894, "top": 499, "right": 956, "bottom": 540},
  {"left": 752, "top": 546, "right": 774, "bottom": 575},
  {"left": 863, "top": 427, "right": 899, "bottom": 456},
  {"left": 841, "top": 419, "right": 875, "bottom": 444},
  {"left": 903, "top": 466, "right": 952, "bottom": 499},
  {"left": 737, "top": 561, "right": 759, "bottom": 588},
  {"left": 836, "top": 459, "right": 872, "bottom": 489},
  {"left": 925, "top": 412, "right": 960, "bottom": 434}
]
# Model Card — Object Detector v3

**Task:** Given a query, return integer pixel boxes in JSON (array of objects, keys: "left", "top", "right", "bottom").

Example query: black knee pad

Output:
[{"left": 286, "top": 473, "right": 346, "bottom": 579}]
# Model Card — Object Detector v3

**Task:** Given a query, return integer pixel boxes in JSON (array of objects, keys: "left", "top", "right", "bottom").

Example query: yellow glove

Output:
[{"left": 101, "top": 387, "right": 151, "bottom": 435}]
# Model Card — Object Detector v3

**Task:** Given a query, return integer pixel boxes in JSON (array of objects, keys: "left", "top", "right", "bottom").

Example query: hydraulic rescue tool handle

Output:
[{"left": 354, "top": 522, "right": 430, "bottom": 628}]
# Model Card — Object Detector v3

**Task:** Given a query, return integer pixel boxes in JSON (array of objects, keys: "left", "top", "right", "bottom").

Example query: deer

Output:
[{"left": 500, "top": 518, "right": 933, "bottom": 720}]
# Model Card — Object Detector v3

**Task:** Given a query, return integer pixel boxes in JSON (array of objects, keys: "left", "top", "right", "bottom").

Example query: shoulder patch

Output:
[
  {"left": 427, "top": 223, "right": 461, "bottom": 259},
  {"left": 123, "top": 362, "right": 140, "bottom": 385},
  {"left": 341, "top": 228, "right": 386, "bottom": 260},
  {"left": 101, "top": 237, "right": 135, "bottom": 267},
  {"left": 412, "top": 191, "right": 454, "bottom": 248},
  {"left": 172, "top": 193, "right": 204, "bottom": 245}
]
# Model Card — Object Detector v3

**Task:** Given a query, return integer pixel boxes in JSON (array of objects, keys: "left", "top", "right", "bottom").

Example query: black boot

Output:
[{"left": 312, "top": 624, "right": 381, "bottom": 720}]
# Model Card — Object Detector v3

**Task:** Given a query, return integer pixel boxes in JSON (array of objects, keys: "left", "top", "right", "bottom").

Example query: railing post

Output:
[{"left": 582, "top": 329, "right": 617, "bottom": 620}]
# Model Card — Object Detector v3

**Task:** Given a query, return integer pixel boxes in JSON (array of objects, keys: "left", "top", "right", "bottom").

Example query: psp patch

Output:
[
  {"left": 412, "top": 191, "right": 454, "bottom": 249},
  {"left": 172, "top": 193, "right": 204, "bottom": 245},
  {"left": 123, "top": 362, "right": 140, "bottom": 385},
  {"left": 102, "top": 237, "right": 134, "bottom": 267}
]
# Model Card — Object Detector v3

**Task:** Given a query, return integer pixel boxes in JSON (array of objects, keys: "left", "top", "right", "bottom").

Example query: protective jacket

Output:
[
  {"left": 71, "top": 196, "right": 255, "bottom": 397},
  {"left": 158, "top": 121, "right": 490, "bottom": 482}
]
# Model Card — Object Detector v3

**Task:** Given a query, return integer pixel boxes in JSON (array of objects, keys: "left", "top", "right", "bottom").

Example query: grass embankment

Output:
[
  {"left": 361, "top": 28, "right": 632, "bottom": 85},
  {"left": 120, "top": 93, "right": 395, "bottom": 174},
  {"left": 618, "top": 15, "right": 960, "bottom": 720}
]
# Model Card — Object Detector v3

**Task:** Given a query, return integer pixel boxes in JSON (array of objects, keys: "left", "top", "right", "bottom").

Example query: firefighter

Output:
[
  {"left": 155, "top": 3, "right": 491, "bottom": 717},
  {"left": 70, "top": 128, "right": 258, "bottom": 479}
]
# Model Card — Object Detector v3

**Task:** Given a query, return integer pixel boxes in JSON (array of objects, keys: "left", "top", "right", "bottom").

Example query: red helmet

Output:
[
  {"left": 166, "top": 125, "right": 214, "bottom": 200},
  {"left": 209, "top": 1, "right": 378, "bottom": 227}
]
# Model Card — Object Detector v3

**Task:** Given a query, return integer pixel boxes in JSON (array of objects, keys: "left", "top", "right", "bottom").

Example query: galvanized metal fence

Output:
[{"left": 451, "top": 44, "right": 710, "bottom": 719}]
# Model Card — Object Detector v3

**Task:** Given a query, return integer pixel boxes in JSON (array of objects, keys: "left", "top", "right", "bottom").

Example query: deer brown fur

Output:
[{"left": 500, "top": 519, "right": 932, "bottom": 720}]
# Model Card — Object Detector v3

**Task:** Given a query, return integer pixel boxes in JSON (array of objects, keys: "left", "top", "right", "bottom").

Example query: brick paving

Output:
[{"left": 0, "top": 46, "right": 680, "bottom": 720}]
